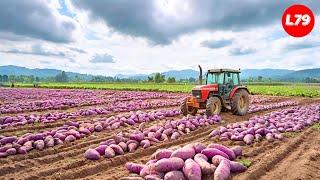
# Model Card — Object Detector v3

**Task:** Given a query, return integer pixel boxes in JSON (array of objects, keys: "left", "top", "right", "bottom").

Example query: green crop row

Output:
[{"left": 8, "top": 82, "right": 320, "bottom": 97}]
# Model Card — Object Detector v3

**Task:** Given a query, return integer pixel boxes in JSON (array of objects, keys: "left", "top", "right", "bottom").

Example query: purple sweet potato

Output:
[
  {"left": 152, "top": 149, "right": 173, "bottom": 160},
  {"left": 144, "top": 174, "right": 163, "bottom": 180},
  {"left": 194, "top": 153, "right": 216, "bottom": 175},
  {"left": 125, "top": 162, "right": 145, "bottom": 174},
  {"left": 65, "top": 135, "right": 76, "bottom": 143},
  {"left": 229, "top": 161, "right": 247, "bottom": 173},
  {"left": 6, "top": 148, "right": 17, "bottom": 155},
  {"left": 0, "top": 136, "right": 17, "bottom": 145},
  {"left": 214, "top": 160, "right": 230, "bottom": 180},
  {"left": 95, "top": 145, "right": 108, "bottom": 155},
  {"left": 201, "top": 148, "right": 229, "bottom": 159},
  {"left": 192, "top": 143, "right": 206, "bottom": 154},
  {"left": 105, "top": 146, "right": 116, "bottom": 158},
  {"left": 34, "top": 140, "right": 45, "bottom": 150},
  {"left": 119, "top": 142, "right": 128, "bottom": 152},
  {"left": 18, "top": 146, "right": 27, "bottom": 154},
  {"left": 128, "top": 143, "right": 138, "bottom": 153},
  {"left": 183, "top": 158, "right": 201, "bottom": 180},
  {"left": 154, "top": 157, "right": 184, "bottom": 172},
  {"left": 140, "top": 140, "right": 151, "bottom": 149},
  {"left": 109, "top": 144, "right": 125, "bottom": 155},
  {"left": 164, "top": 170, "right": 186, "bottom": 180},
  {"left": 140, "top": 161, "right": 157, "bottom": 177},
  {"left": 170, "top": 147, "right": 195, "bottom": 160},
  {"left": 230, "top": 146, "right": 242, "bottom": 157},
  {"left": 207, "top": 143, "right": 236, "bottom": 160},
  {"left": 0, "top": 152, "right": 7, "bottom": 158},
  {"left": 243, "top": 134, "right": 254, "bottom": 145},
  {"left": 84, "top": 148, "right": 101, "bottom": 160}
]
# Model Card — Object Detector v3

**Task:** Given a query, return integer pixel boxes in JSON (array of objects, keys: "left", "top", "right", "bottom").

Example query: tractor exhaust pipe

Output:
[{"left": 198, "top": 65, "right": 202, "bottom": 85}]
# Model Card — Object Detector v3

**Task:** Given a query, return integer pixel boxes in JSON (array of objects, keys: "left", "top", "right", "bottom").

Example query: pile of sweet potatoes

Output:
[{"left": 123, "top": 143, "right": 247, "bottom": 180}]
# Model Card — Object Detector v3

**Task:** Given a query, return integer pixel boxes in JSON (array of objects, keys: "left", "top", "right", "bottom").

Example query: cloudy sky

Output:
[{"left": 0, "top": 0, "right": 319, "bottom": 76}]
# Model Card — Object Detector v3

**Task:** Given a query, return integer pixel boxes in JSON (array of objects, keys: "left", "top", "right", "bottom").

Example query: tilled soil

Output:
[{"left": 0, "top": 96, "right": 319, "bottom": 180}]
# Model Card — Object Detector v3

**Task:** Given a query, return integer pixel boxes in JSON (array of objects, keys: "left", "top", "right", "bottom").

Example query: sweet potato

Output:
[
  {"left": 140, "top": 140, "right": 151, "bottom": 149},
  {"left": 65, "top": 135, "right": 76, "bottom": 143},
  {"left": 34, "top": 140, "right": 45, "bottom": 150},
  {"left": 154, "top": 157, "right": 184, "bottom": 172},
  {"left": 230, "top": 146, "right": 242, "bottom": 157},
  {"left": 170, "top": 147, "right": 195, "bottom": 160},
  {"left": 109, "top": 144, "right": 125, "bottom": 155},
  {"left": 125, "top": 162, "right": 145, "bottom": 174},
  {"left": 212, "top": 155, "right": 247, "bottom": 173},
  {"left": 105, "top": 146, "right": 116, "bottom": 158},
  {"left": 243, "top": 134, "right": 254, "bottom": 145},
  {"left": 119, "top": 142, "right": 128, "bottom": 152},
  {"left": 183, "top": 158, "right": 201, "bottom": 180},
  {"left": 6, "top": 148, "right": 17, "bottom": 155},
  {"left": 140, "top": 161, "right": 156, "bottom": 177},
  {"left": 201, "top": 148, "right": 229, "bottom": 159},
  {"left": 84, "top": 148, "right": 101, "bottom": 160},
  {"left": 164, "top": 170, "right": 186, "bottom": 180},
  {"left": 194, "top": 153, "right": 216, "bottom": 175},
  {"left": 192, "top": 143, "right": 206, "bottom": 154},
  {"left": 207, "top": 143, "right": 236, "bottom": 160},
  {"left": 95, "top": 145, "right": 108, "bottom": 155},
  {"left": 128, "top": 143, "right": 138, "bottom": 153},
  {"left": 152, "top": 149, "right": 173, "bottom": 160},
  {"left": 214, "top": 160, "right": 230, "bottom": 180}
]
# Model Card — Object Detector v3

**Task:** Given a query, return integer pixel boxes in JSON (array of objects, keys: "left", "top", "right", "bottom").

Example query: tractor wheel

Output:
[
  {"left": 206, "top": 97, "right": 222, "bottom": 116},
  {"left": 180, "top": 98, "right": 198, "bottom": 116},
  {"left": 231, "top": 89, "right": 249, "bottom": 116}
]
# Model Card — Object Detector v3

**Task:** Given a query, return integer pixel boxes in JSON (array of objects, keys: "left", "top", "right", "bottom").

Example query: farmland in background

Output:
[{"left": 5, "top": 82, "right": 320, "bottom": 97}]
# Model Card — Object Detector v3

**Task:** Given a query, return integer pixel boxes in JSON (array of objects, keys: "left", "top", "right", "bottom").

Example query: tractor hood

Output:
[{"left": 192, "top": 84, "right": 218, "bottom": 91}]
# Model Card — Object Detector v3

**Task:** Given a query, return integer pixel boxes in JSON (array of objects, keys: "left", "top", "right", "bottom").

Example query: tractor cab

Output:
[{"left": 181, "top": 66, "right": 249, "bottom": 116}]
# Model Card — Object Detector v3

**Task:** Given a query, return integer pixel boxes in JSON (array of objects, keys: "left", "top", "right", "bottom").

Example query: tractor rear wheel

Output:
[
  {"left": 180, "top": 98, "right": 198, "bottom": 116},
  {"left": 231, "top": 89, "right": 249, "bottom": 115},
  {"left": 206, "top": 97, "right": 222, "bottom": 116}
]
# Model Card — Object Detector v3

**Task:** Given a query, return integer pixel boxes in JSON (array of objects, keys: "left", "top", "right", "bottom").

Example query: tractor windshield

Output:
[{"left": 206, "top": 72, "right": 224, "bottom": 84}]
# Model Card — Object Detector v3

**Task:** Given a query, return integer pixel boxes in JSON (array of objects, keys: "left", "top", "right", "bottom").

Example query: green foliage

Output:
[
  {"left": 11, "top": 82, "right": 320, "bottom": 97},
  {"left": 312, "top": 123, "right": 320, "bottom": 131},
  {"left": 238, "top": 159, "right": 252, "bottom": 168},
  {"left": 167, "top": 77, "right": 176, "bottom": 83},
  {"left": 283, "top": 132, "right": 299, "bottom": 138},
  {"left": 248, "top": 85, "right": 320, "bottom": 97},
  {"left": 55, "top": 71, "right": 68, "bottom": 82}
]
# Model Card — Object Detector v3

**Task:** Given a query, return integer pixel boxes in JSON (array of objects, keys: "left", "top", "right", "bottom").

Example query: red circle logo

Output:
[{"left": 282, "top": 4, "right": 315, "bottom": 37}]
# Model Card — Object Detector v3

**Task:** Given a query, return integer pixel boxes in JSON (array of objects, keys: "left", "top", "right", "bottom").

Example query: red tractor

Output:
[{"left": 181, "top": 65, "right": 250, "bottom": 116}]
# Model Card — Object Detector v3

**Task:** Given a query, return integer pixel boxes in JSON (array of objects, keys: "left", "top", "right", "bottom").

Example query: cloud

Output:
[
  {"left": 69, "top": 47, "right": 87, "bottom": 54},
  {"left": 201, "top": 39, "right": 232, "bottom": 49},
  {"left": 1, "top": 44, "right": 69, "bottom": 58},
  {"left": 0, "top": 0, "right": 77, "bottom": 43},
  {"left": 229, "top": 47, "right": 256, "bottom": 56},
  {"left": 284, "top": 41, "right": 320, "bottom": 51},
  {"left": 72, "top": 0, "right": 318, "bottom": 45},
  {"left": 89, "top": 54, "right": 115, "bottom": 63}
]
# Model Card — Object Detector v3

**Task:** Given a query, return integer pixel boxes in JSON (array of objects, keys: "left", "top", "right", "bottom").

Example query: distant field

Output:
[{"left": 6, "top": 82, "right": 319, "bottom": 97}]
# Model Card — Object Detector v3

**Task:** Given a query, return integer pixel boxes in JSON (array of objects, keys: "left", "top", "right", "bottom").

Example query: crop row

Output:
[
  {"left": 0, "top": 88, "right": 186, "bottom": 114},
  {"left": 210, "top": 103, "right": 320, "bottom": 144},
  {"left": 0, "top": 109, "right": 181, "bottom": 158},
  {"left": 0, "top": 99, "right": 180, "bottom": 129},
  {"left": 85, "top": 115, "right": 221, "bottom": 160},
  {"left": 248, "top": 100, "right": 298, "bottom": 113}
]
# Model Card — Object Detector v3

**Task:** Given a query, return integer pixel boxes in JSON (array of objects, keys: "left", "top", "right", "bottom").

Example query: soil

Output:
[{"left": 0, "top": 95, "right": 319, "bottom": 180}]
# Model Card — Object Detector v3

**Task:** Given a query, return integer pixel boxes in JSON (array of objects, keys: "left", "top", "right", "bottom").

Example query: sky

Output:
[{"left": 0, "top": 0, "right": 319, "bottom": 76}]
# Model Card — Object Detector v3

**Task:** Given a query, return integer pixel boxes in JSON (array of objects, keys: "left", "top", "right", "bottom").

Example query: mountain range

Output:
[{"left": 0, "top": 65, "right": 319, "bottom": 81}]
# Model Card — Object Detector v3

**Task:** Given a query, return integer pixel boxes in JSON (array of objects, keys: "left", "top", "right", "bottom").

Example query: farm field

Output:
[
  {"left": 10, "top": 82, "right": 320, "bottom": 97},
  {"left": 0, "top": 87, "right": 319, "bottom": 180}
]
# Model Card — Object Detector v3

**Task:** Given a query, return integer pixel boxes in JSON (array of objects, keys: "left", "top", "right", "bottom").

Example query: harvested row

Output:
[
  {"left": 0, "top": 88, "right": 186, "bottom": 114},
  {"left": 0, "top": 109, "right": 181, "bottom": 158},
  {"left": 0, "top": 99, "right": 180, "bottom": 129},
  {"left": 209, "top": 104, "right": 319, "bottom": 144}
]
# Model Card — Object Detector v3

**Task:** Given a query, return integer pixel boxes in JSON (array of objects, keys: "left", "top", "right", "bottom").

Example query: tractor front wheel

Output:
[
  {"left": 231, "top": 89, "right": 250, "bottom": 115},
  {"left": 206, "top": 97, "right": 222, "bottom": 116},
  {"left": 180, "top": 98, "right": 198, "bottom": 116}
]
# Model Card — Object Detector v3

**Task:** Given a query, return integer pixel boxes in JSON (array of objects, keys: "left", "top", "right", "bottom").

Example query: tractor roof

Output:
[{"left": 207, "top": 69, "right": 241, "bottom": 73}]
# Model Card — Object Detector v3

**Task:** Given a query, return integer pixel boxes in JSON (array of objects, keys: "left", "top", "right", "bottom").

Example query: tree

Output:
[
  {"left": 55, "top": 71, "right": 68, "bottom": 82},
  {"left": 257, "top": 76, "right": 263, "bottom": 82},
  {"left": 0, "top": 75, "right": 2, "bottom": 82},
  {"left": 154, "top": 73, "right": 165, "bottom": 83},
  {"left": 35, "top": 77, "right": 40, "bottom": 82},
  {"left": 147, "top": 76, "right": 154, "bottom": 82},
  {"left": 167, "top": 77, "right": 176, "bottom": 83},
  {"left": 9, "top": 75, "right": 15, "bottom": 82},
  {"left": 3, "top": 75, "right": 9, "bottom": 82},
  {"left": 188, "top": 77, "right": 196, "bottom": 83}
]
